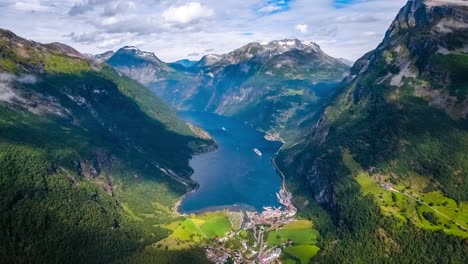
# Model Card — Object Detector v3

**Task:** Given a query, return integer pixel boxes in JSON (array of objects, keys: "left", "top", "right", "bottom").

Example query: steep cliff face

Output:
[
  {"left": 278, "top": 2, "right": 468, "bottom": 261},
  {"left": 282, "top": 0, "right": 468, "bottom": 205}
]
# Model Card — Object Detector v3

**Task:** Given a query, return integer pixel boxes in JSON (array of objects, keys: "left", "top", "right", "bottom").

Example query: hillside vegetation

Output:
[
  {"left": 278, "top": 0, "right": 468, "bottom": 262},
  {"left": 0, "top": 28, "right": 215, "bottom": 263}
]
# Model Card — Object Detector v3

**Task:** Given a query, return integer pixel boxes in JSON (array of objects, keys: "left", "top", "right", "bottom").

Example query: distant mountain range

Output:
[
  {"left": 106, "top": 39, "right": 350, "bottom": 139},
  {"left": 173, "top": 59, "right": 197, "bottom": 68}
]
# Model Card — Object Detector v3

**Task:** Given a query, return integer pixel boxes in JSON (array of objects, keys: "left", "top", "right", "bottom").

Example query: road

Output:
[
  {"left": 272, "top": 148, "right": 288, "bottom": 192},
  {"left": 257, "top": 228, "right": 265, "bottom": 256},
  {"left": 386, "top": 186, "right": 467, "bottom": 231}
]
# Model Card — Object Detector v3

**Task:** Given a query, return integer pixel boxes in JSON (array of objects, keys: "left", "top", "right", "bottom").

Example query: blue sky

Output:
[
  {"left": 257, "top": 0, "right": 294, "bottom": 14},
  {"left": 0, "top": 0, "right": 407, "bottom": 61},
  {"left": 333, "top": 0, "right": 362, "bottom": 8}
]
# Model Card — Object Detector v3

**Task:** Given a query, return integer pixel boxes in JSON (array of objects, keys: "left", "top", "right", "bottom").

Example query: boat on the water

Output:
[
  {"left": 253, "top": 148, "right": 262, "bottom": 156},
  {"left": 222, "top": 127, "right": 227, "bottom": 131}
]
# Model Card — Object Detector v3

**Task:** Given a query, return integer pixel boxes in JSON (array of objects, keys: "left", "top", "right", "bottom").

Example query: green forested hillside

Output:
[
  {"left": 278, "top": 0, "right": 468, "bottom": 262},
  {"left": 0, "top": 28, "right": 214, "bottom": 263}
]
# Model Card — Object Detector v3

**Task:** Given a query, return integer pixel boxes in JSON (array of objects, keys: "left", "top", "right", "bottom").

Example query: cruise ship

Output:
[{"left": 253, "top": 148, "right": 262, "bottom": 156}]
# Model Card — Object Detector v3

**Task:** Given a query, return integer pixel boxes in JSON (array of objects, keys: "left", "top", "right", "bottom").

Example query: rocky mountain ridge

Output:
[{"left": 106, "top": 39, "right": 350, "bottom": 139}]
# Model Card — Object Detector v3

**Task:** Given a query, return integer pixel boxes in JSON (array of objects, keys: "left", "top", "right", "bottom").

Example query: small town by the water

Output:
[{"left": 205, "top": 189, "right": 297, "bottom": 264}]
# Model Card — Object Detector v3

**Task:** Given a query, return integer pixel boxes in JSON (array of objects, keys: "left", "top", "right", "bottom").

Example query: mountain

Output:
[
  {"left": 278, "top": 0, "right": 468, "bottom": 262},
  {"left": 107, "top": 39, "right": 350, "bottom": 140},
  {"left": 90, "top": 50, "right": 115, "bottom": 63},
  {"left": 107, "top": 46, "right": 176, "bottom": 84},
  {"left": 0, "top": 29, "right": 214, "bottom": 262},
  {"left": 172, "top": 59, "right": 197, "bottom": 68},
  {"left": 337, "top": 57, "right": 355, "bottom": 66}
]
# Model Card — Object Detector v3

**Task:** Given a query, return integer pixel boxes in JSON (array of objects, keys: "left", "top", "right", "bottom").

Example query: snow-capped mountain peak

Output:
[
  {"left": 117, "top": 46, "right": 161, "bottom": 60},
  {"left": 198, "top": 39, "right": 323, "bottom": 67}
]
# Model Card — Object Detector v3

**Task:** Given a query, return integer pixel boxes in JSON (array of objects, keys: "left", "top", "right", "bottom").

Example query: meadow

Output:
[
  {"left": 155, "top": 211, "right": 232, "bottom": 250},
  {"left": 266, "top": 220, "right": 320, "bottom": 264},
  {"left": 343, "top": 150, "right": 468, "bottom": 238}
]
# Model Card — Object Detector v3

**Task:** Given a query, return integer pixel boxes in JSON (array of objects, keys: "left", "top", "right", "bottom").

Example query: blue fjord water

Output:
[{"left": 178, "top": 111, "right": 283, "bottom": 213}]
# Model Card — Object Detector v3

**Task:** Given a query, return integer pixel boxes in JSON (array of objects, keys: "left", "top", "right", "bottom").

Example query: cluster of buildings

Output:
[
  {"left": 205, "top": 189, "right": 297, "bottom": 263},
  {"left": 277, "top": 190, "right": 293, "bottom": 207},
  {"left": 244, "top": 206, "right": 295, "bottom": 229},
  {"left": 205, "top": 247, "right": 231, "bottom": 264},
  {"left": 259, "top": 248, "right": 282, "bottom": 264}
]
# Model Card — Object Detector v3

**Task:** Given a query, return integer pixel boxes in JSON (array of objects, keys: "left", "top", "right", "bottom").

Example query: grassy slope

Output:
[
  {"left": 156, "top": 211, "right": 232, "bottom": 250},
  {"left": 0, "top": 29, "right": 214, "bottom": 263},
  {"left": 266, "top": 220, "right": 320, "bottom": 264}
]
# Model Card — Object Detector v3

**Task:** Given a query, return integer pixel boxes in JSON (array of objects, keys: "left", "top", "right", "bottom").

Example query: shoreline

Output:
[
  {"left": 173, "top": 115, "right": 288, "bottom": 216},
  {"left": 178, "top": 203, "right": 257, "bottom": 215},
  {"left": 272, "top": 145, "right": 287, "bottom": 193}
]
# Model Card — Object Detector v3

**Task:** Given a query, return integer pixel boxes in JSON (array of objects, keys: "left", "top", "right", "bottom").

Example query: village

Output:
[{"left": 205, "top": 189, "right": 298, "bottom": 264}]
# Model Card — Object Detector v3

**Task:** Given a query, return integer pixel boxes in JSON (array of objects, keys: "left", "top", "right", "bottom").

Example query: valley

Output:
[{"left": 0, "top": 0, "right": 467, "bottom": 263}]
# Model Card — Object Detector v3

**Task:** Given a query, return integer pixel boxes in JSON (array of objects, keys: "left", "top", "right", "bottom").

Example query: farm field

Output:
[
  {"left": 267, "top": 220, "right": 319, "bottom": 246},
  {"left": 155, "top": 211, "right": 232, "bottom": 250},
  {"left": 266, "top": 220, "right": 320, "bottom": 264}
]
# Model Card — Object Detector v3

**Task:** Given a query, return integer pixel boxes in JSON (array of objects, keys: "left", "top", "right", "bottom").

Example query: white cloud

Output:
[
  {"left": 363, "top": 31, "right": 378, "bottom": 36},
  {"left": 0, "top": 0, "right": 408, "bottom": 61},
  {"left": 14, "top": 0, "right": 50, "bottom": 12},
  {"left": 162, "top": 2, "right": 214, "bottom": 24},
  {"left": 258, "top": 5, "right": 282, "bottom": 13},
  {"left": 295, "top": 24, "right": 308, "bottom": 34}
]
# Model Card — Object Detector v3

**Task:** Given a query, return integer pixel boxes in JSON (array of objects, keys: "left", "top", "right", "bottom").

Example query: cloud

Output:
[
  {"left": 335, "top": 14, "right": 378, "bottom": 23},
  {"left": 17, "top": 74, "right": 38, "bottom": 84},
  {"left": 187, "top": 52, "right": 200, "bottom": 57},
  {"left": 257, "top": 0, "right": 292, "bottom": 14},
  {"left": 295, "top": 24, "right": 308, "bottom": 34},
  {"left": 101, "top": 1, "right": 136, "bottom": 17},
  {"left": 363, "top": 31, "right": 378, "bottom": 36},
  {"left": 162, "top": 2, "right": 214, "bottom": 24},
  {"left": 0, "top": 73, "right": 38, "bottom": 102},
  {"left": 258, "top": 5, "right": 282, "bottom": 13},
  {"left": 14, "top": 0, "right": 50, "bottom": 12},
  {"left": 69, "top": 31, "right": 102, "bottom": 44},
  {"left": 69, "top": 0, "right": 109, "bottom": 16},
  {"left": 0, "top": 0, "right": 408, "bottom": 61}
]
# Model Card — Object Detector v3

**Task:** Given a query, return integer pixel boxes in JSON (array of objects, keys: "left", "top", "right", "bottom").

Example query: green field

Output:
[
  {"left": 266, "top": 220, "right": 320, "bottom": 264},
  {"left": 156, "top": 211, "right": 232, "bottom": 250},
  {"left": 283, "top": 245, "right": 320, "bottom": 264},
  {"left": 267, "top": 220, "right": 319, "bottom": 246},
  {"left": 343, "top": 150, "right": 468, "bottom": 238}
]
